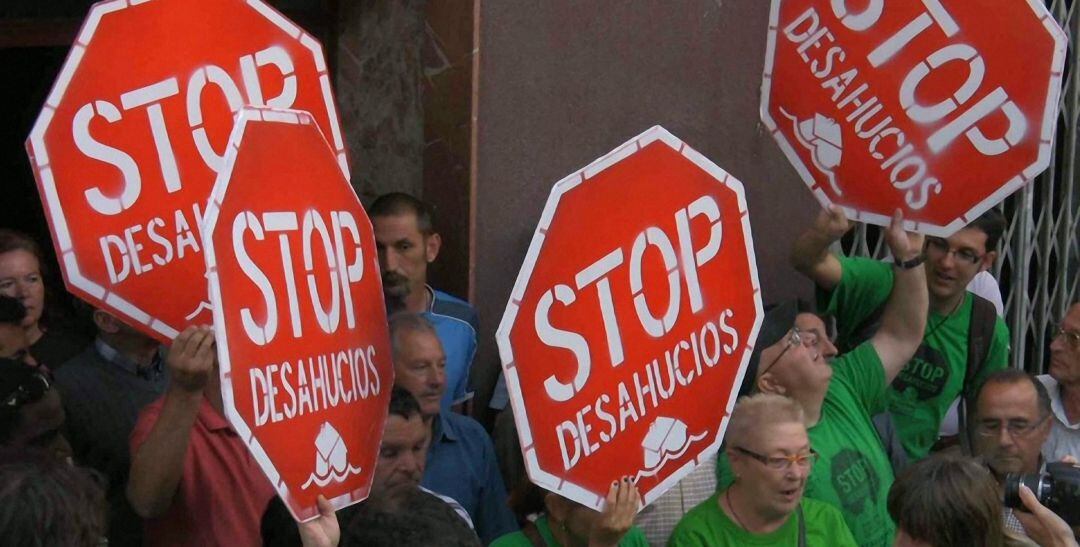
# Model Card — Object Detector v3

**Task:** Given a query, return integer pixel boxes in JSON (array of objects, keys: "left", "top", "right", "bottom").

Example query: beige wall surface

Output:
[{"left": 470, "top": 0, "right": 821, "bottom": 407}]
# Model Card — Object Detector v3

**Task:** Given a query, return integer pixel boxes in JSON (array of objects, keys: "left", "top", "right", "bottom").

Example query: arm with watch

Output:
[
  {"left": 869, "top": 211, "right": 927, "bottom": 385},
  {"left": 790, "top": 206, "right": 928, "bottom": 385}
]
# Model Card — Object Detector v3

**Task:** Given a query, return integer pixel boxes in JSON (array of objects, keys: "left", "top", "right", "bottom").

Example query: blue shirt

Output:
[
  {"left": 424, "top": 287, "right": 479, "bottom": 409},
  {"left": 422, "top": 411, "right": 518, "bottom": 544}
]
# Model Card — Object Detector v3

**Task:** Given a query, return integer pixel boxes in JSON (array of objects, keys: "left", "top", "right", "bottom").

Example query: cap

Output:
[{"left": 737, "top": 300, "right": 799, "bottom": 398}]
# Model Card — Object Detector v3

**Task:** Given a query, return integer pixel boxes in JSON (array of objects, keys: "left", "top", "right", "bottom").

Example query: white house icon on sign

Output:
[{"left": 302, "top": 422, "right": 363, "bottom": 489}]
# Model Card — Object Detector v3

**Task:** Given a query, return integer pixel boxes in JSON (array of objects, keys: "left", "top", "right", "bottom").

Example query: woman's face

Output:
[{"left": 0, "top": 250, "right": 45, "bottom": 329}]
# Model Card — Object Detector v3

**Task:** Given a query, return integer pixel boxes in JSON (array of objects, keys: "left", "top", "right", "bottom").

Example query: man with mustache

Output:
[{"left": 371, "top": 193, "right": 478, "bottom": 414}]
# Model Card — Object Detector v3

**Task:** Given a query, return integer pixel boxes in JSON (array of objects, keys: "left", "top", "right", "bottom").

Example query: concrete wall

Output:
[
  {"left": 336, "top": 0, "right": 426, "bottom": 203},
  {"left": 470, "top": 0, "right": 821, "bottom": 408}
]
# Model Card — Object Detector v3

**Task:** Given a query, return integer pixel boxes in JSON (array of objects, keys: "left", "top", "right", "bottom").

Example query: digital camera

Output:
[{"left": 1004, "top": 462, "right": 1080, "bottom": 525}]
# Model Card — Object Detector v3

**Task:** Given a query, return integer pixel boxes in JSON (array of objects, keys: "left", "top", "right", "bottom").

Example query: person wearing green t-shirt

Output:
[
  {"left": 791, "top": 206, "right": 1010, "bottom": 461},
  {"left": 670, "top": 393, "right": 857, "bottom": 546},
  {"left": 491, "top": 479, "right": 648, "bottom": 547},
  {"left": 717, "top": 210, "right": 928, "bottom": 547}
]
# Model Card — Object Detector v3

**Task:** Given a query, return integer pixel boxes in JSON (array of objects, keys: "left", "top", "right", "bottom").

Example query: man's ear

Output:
[
  {"left": 756, "top": 372, "right": 786, "bottom": 396},
  {"left": 979, "top": 250, "right": 997, "bottom": 273},
  {"left": 92, "top": 309, "right": 121, "bottom": 334},
  {"left": 424, "top": 233, "right": 442, "bottom": 264}
]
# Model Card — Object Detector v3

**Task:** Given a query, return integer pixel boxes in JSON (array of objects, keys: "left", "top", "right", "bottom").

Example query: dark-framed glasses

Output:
[{"left": 925, "top": 237, "right": 984, "bottom": 265}]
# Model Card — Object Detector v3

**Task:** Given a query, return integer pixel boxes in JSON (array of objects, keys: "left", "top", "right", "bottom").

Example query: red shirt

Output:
[{"left": 130, "top": 395, "right": 276, "bottom": 546}]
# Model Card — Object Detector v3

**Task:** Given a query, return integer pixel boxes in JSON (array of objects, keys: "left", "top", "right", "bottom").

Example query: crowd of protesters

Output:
[{"left": 1, "top": 194, "right": 1079, "bottom": 547}]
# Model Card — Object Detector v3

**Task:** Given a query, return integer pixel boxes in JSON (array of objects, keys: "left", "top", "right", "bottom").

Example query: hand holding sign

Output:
[
  {"left": 498, "top": 126, "right": 762, "bottom": 510},
  {"left": 203, "top": 107, "right": 391, "bottom": 521},
  {"left": 884, "top": 209, "right": 924, "bottom": 264},
  {"left": 168, "top": 326, "right": 216, "bottom": 393},
  {"left": 762, "top": 0, "right": 1067, "bottom": 235},
  {"left": 812, "top": 204, "right": 852, "bottom": 241},
  {"left": 590, "top": 479, "right": 641, "bottom": 547}
]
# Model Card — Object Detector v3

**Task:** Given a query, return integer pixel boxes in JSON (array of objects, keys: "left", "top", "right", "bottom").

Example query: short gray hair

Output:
[
  {"left": 724, "top": 393, "right": 805, "bottom": 449},
  {"left": 388, "top": 313, "right": 437, "bottom": 360}
]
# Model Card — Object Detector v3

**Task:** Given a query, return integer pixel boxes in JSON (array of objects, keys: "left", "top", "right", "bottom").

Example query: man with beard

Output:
[
  {"left": 671, "top": 394, "right": 856, "bottom": 546},
  {"left": 371, "top": 193, "right": 478, "bottom": 414},
  {"left": 971, "top": 369, "right": 1054, "bottom": 539}
]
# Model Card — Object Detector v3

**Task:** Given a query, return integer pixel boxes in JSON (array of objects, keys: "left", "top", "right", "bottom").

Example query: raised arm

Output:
[
  {"left": 790, "top": 205, "right": 852, "bottom": 290},
  {"left": 871, "top": 211, "right": 927, "bottom": 385},
  {"left": 127, "top": 326, "right": 216, "bottom": 518}
]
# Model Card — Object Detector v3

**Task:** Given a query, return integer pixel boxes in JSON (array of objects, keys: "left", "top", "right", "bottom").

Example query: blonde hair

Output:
[{"left": 724, "top": 393, "right": 805, "bottom": 448}]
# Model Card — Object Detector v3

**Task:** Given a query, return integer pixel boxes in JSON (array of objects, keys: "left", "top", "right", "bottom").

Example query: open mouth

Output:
[{"left": 779, "top": 487, "right": 802, "bottom": 501}]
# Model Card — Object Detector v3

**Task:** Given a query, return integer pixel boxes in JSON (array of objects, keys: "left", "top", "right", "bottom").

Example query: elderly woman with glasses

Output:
[{"left": 671, "top": 393, "right": 855, "bottom": 546}]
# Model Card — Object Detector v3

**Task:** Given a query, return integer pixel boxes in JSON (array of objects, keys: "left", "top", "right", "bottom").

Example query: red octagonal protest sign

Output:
[
  {"left": 25, "top": 0, "right": 347, "bottom": 342},
  {"left": 762, "top": 0, "right": 1066, "bottom": 235},
  {"left": 202, "top": 107, "right": 389, "bottom": 521},
  {"left": 497, "top": 126, "right": 763, "bottom": 510}
]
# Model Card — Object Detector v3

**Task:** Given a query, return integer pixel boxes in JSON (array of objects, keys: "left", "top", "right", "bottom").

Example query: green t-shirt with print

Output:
[
  {"left": 716, "top": 343, "right": 897, "bottom": 547},
  {"left": 668, "top": 491, "right": 857, "bottom": 546},
  {"left": 819, "top": 256, "right": 1010, "bottom": 460},
  {"left": 489, "top": 515, "right": 649, "bottom": 547}
]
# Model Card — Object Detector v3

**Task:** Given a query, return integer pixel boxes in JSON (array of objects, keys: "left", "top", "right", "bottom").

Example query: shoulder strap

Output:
[
  {"left": 965, "top": 293, "right": 997, "bottom": 389},
  {"left": 798, "top": 503, "right": 807, "bottom": 547},
  {"left": 959, "top": 293, "right": 998, "bottom": 454}
]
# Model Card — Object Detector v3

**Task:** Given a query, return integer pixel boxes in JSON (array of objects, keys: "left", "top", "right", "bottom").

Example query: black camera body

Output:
[{"left": 1004, "top": 462, "right": 1080, "bottom": 525}]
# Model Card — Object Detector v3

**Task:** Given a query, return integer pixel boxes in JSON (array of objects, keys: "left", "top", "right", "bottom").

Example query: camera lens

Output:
[{"left": 1003, "top": 472, "right": 1048, "bottom": 509}]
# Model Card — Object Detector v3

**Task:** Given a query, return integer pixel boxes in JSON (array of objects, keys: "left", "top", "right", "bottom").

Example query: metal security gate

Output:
[{"left": 838, "top": 0, "right": 1079, "bottom": 373}]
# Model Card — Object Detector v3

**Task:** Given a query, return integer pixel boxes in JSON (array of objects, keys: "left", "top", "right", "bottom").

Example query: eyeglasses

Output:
[
  {"left": 1053, "top": 327, "right": 1080, "bottom": 349},
  {"left": 974, "top": 415, "right": 1049, "bottom": 438},
  {"left": 1, "top": 368, "right": 52, "bottom": 410},
  {"left": 759, "top": 328, "right": 809, "bottom": 377},
  {"left": 925, "top": 237, "right": 984, "bottom": 265},
  {"left": 734, "top": 446, "right": 819, "bottom": 470}
]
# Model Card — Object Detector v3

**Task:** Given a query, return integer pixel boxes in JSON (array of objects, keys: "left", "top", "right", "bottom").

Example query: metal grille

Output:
[{"left": 838, "top": 1, "right": 1080, "bottom": 373}]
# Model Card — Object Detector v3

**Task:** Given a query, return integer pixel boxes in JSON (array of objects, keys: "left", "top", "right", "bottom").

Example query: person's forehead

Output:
[
  {"left": 0, "top": 249, "right": 40, "bottom": 271},
  {"left": 373, "top": 213, "right": 424, "bottom": 239},
  {"left": 1063, "top": 304, "right": 1080, "bottom": 329},
  {"left": 946, "top": 227, "right": 989, "bottom": 251},
  {"left": 382, "top": 414, "right": 426, "bottom": 446},
  {"left": 751, "top": 420, "right": 809, "bottom": 452},
  {"left": 398, "top": 329, "right": 445, "bottom": 360},
  {"left": 978, "top": 381, "right": 1040, "bottom": 417},
  {"left": 794, "top": 313, "right": 826, "bottom": 333}
]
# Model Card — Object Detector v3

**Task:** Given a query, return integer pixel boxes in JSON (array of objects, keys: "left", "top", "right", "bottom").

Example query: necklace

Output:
[
  {"left": 925, "top": 294, "right": 965, "bottom": 340},
  {"left": 725, "top": 488, "right": 751, "bottom": 532}
]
